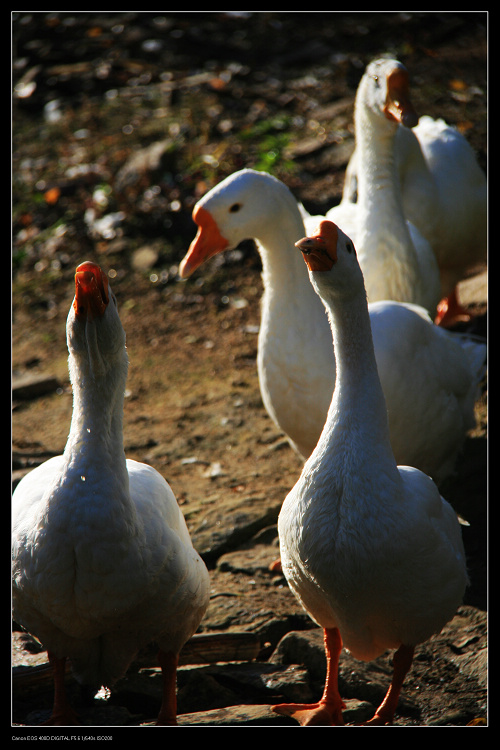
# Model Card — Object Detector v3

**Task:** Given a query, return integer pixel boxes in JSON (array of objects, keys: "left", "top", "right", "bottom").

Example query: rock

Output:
[
  {"left": 131, "top": 631, "right": 262, "bottom": 670},
  {"left": 456, "top": 647, "right": 487, "bottom": 689},
  {"left": 177, "top": 661, "right": 313, "bottom": 711},
  {"left": 12, "top": 373, "right": 60, "bottom": 400},
  {"left": 270, "top": 628, "right": 326, "bottom": 682},
  {"left": 191, "top": 496, "right": 282, "bottom": 564},
  {"left": 175, "top": 698, "right": 373, "bottom": 726},
  {"left": 176, "top": 703, "right": 295, "bottom": 726},
  {"left": 216, "top": 525, "right": 281, "bottom": 575}
]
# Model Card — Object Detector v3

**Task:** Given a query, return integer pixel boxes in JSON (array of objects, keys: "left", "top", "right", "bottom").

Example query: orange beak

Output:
[
  {"left": 295, "top": 221, "right": 338, "bottom": 272},
  {"left": 383, "top": 67, "right": 419, "bottom": 129},
  {"left": 179, "top": 205, "right": 229, "bottom": 278},
  {"left": 73, "top": 261, "right": 109, "bottom": 319}
]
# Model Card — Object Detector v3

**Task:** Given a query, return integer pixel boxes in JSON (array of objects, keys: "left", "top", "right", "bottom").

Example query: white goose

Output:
[
  {"left": 342, "top": 58, "right": 487, "bottom": 326},
  {"left": 179, "top": 168, "right": 486, "bottom": 483},
  {"left": 326, "top": 58, "right": 442, "bottom": 317},
  {"left": 273, "top": 220, "right": 469, "bottom": 726},
  {"left": 12, "top": 262, "right": 210, "bottom": 726}
]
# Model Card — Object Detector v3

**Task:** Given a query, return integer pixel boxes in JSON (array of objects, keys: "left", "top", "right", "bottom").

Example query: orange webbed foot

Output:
[
  {"left": 272, "top": 699, "right": 345, "bottom": 726},
  {"left": 362, "top": 712, "right": 393, "bottom": 726},
  {"left": 273, "top": 628, "right": 346, "bottom": 726}
]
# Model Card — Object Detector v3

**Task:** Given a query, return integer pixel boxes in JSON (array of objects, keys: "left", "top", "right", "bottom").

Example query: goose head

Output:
[
  {"left": 67, "top": 261, "right": 126, "bottom": 381},
  {"left": 179, "top": 169, "right": 299, "bottom": 278},
  {"left": 295, "top": 220, "right": 364, "bottom": 301},
  {"left": 357, "top": 58, "right": 419, "bottom": 129}
]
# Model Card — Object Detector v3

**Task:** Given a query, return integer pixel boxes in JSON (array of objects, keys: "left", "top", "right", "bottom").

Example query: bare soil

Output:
[{"left": 12, "top": 12, "right": 487, "bottom": 730}]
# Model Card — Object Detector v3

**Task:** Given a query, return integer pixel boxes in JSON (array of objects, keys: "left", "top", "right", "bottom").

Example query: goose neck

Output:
[
  {"left": 259, "top": 212, "right": 308, "bottom": 284},
  {"left": 327, "top": 288, "right": 379, "bottom": 392},
  {"left": 64, "top": 355, "right": 128, "bottom": 475},
  {"left": 314, "top": 285, "right": 394, "bottom": 467},
  {"left": 257, "top": 193, "right": 329, "bottom": 323},
  {"left": 353, "top": 108, "right": 422, "bottom": 300},
  {"left": 355, "top": 115, "right": 401, "bottom": 212}
]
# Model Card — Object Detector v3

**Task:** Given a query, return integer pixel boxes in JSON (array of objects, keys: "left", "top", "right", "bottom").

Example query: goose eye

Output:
[
  {"left": 372, "top": 75, "right": 380, "bottom": 87},
  {"left": 346, "top": 241, "right": 355, "bottom": 254},
  {"left": 229, "top": 203, "right": 241, "bottom": 213}
]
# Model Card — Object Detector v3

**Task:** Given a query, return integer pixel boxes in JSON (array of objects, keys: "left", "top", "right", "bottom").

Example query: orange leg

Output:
[
  {"left": 434, "top": 287, "right": 471, "bottom": 328},
  {"left": 156, "top": 649, "right": 179, "bottom": 726},
  {"left": 42, "top": 652, "right": 80, "bottom": 726},
  {"left": 364, "top": 644, "right": 415, "bottom": 725},
  {"left": 272, "top": 627, "right": 345, "bottom": 726}
]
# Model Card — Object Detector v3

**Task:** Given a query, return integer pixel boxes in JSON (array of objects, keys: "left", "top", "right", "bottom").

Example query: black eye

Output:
[
  {"left": 229, "top": 203, "right": 241, "bottom": 213},
  {"left": 372, "top": 75, "right": 380, "bottom": 88},
  {"left": 346, "top": 241, "right": 355, "bottom": 254}
]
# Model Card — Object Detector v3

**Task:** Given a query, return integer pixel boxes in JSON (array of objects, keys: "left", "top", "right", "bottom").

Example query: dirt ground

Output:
[{"left": 12, "top": 12, "right": 487, "bottom": 729}]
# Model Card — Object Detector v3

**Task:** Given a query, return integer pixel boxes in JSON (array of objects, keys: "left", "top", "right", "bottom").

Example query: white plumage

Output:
[
  {"left": 273, "top": 220, "right": 469, "bottom": 726},
  {"left": 179, "top": 168, "right": 485, "bottom": 482},
  {"left": 342, "top": 58, "right": 486, "bottom": 326},
  {"left": 326, "top": 58, "right": 442, "bottom": 316},
  {"left": 12, "top": 262, "right": 210, "bottom": 725}
]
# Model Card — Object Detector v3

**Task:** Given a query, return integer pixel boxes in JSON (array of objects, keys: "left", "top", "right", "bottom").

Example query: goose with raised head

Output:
[
  {"left": 272, "top": 220, "right": 469, "bottom": 726},
  {"left": 326, "top": 58, "right": 442, "bottom": 316},
  {"left": 179, "top": 168, "right": 485, "bottom": 482},
  {"left": 341, "top": 58, "right": 486, "bottom": 327},
  {"left": 12, "top": 262, "right": 210, "bottom": 726}
]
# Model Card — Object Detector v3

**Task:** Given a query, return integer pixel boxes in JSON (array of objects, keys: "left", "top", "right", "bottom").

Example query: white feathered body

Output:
[
  {"left": 12, "top": 274, "right": 210, "bottom": 690},
  {"left": 278, "top": 229, "right": 468, "bottom": 662},
  {"left": 12, "top": 455, "right": 209, "bottom": 689},
  {"left": 279, "top": 460, "right": 468, "bottom": 661},
  {"left": 342, "top": 67, "right": 487, "bottom": 301},
  {"left": 397, "top": 117, "right": 487, "bottom": 296}
]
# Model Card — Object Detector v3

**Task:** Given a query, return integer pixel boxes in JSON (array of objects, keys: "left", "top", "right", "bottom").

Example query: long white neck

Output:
[
  {"left": 258, "top": 200, "right": 317, "bottom": 307},
  {"left": 63, "top": 350, "right": 129, "bottom": 486},
  {"left": 252, "top": 187, "right": 336, "bottom": 456},
  {"left": 255, "top": 188, "right": 329, "bottom": 333},
  {"left": 354, "top": 103, "right": 423, "bottom": 302},
  {"left": 307, "top": 281, "right": 397, "bottom": 484}
]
